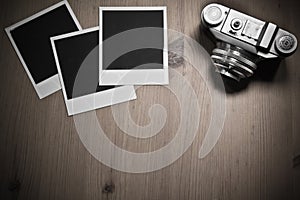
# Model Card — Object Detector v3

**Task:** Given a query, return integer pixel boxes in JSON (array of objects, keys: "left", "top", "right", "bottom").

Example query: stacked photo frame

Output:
[{"left": 5, "top": 0, "right": 168, "bottom": 116}]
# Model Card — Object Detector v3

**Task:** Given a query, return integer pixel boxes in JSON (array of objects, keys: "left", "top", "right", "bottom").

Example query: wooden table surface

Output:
[{"left": 1, "top": 0, "right": 300, "bottom": 199}]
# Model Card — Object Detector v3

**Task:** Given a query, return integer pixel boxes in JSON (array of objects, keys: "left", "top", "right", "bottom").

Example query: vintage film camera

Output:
[{"left": 201, "top": 3, "right": 298, "bottom": 81}]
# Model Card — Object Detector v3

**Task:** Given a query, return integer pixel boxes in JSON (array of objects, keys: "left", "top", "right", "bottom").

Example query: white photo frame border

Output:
[
  {"left": 99, "top": 6, "right": 168, "bottom": 85},
  {"left": 5, "top": 0, "right": 82, "bottom": 99},
  {"left": 51, "top": 26, "right": 137, "bottom": 116}
]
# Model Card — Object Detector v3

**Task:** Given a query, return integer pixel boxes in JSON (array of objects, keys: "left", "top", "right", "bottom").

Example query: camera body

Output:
[{"left": 201, "top": 3, "right": 297, "bottom": 81}]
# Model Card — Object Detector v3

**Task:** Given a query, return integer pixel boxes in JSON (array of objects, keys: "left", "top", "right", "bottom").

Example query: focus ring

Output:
[{"left": 211, "top": 42, "right": 259, "bottom": 81}]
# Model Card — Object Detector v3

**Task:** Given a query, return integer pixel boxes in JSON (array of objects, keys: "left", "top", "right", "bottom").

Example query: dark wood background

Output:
[{"left": 1, "top": 0, "right": 300, "bottom": 199}]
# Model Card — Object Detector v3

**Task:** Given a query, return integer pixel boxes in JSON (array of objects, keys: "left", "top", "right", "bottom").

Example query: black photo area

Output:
[
  {"left": 102, "top": 10, "right": 164, "bottom": 70},
  {"left": 54, "top": 30, "right": 113, "bottom": 100},
  {"left": 10, "top": 5, "right": 79, "bottom": 84}
]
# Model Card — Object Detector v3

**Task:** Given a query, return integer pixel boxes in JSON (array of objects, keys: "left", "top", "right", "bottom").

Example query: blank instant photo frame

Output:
[
  {"left": 5, "top": 0, "right": 82, "bottom": 99},
  {"left": 99, "top": 7, "right": 168, "bottom": 85},
  {"left": 51, "top": 27, "right": 136, "bottom": 116}
]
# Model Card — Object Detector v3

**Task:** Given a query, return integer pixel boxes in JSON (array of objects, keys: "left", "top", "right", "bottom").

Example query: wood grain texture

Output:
[{"left": 0, "top": 0, "right": 300, "bottom": 199}]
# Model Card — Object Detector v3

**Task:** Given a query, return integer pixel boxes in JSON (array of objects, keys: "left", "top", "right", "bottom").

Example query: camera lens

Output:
[{"left": 211, "top": 42, "right": 259, "bottom": 81}]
